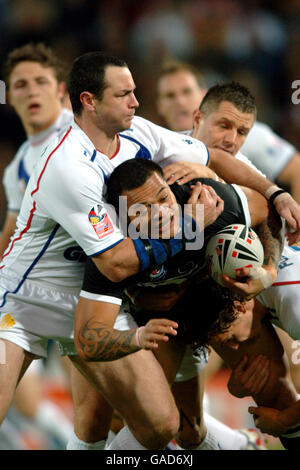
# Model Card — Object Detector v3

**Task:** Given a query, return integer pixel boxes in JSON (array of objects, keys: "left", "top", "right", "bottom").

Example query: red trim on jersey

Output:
[
  {"left": 0, "top": 126, "right": 72, "bottom": 268},
  {"left": 96, "top": 134, "right": 120, "bottom": 159},
  {"left": 272, "top": 280, "right": 300, "bottom": 286}
]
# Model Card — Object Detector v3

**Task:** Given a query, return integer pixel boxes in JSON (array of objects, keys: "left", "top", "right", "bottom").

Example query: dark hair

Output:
[
  {"left": 4, "top": 42, "right": 65, "bottom": 87},
  {"left": 157, "top": 60, "right": 206, "bottom": 92},
  {"left": 200, "top": 81, "right": 256, "bottom": 118},
  {"left": 179, "top": 276, "right": 239, "bottom": 348},
  {"left": 106, "top": 159, "right": 165, "bottom": 212},
  {"left": 67, "top": 51, "right": 127, "bottom": 115}
]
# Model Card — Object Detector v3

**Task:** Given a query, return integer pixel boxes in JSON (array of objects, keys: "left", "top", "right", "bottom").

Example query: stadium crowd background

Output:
[{"left": 0, "top": 0, "right": 299, "bottom": 449}]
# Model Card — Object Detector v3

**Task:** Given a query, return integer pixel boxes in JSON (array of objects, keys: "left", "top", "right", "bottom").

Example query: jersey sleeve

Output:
[
  {"left": 80, "top": 257, "right": 126, "bottom": 305},
  {"left": 2, "top": 142, "right": 29, "bottom": 212},
  {"left": 240, "top": 122, "right": 296, "bottom": 181},
  {"left": 33, "top": 138, "right": 124, "bottom": 257},
  {"left": 128, "top": 116, "right": 209, "bottom": 167}
]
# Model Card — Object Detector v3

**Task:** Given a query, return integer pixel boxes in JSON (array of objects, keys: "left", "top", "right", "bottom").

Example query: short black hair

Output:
[
  {"left": 67, "top": 51, "right": 127, "bottom": 115},
  {"left": 200, "top": 81, "right": 256, "bottom": 118},
  {"left": 106, "top": 159, "right": 165, "bottom": 212}
]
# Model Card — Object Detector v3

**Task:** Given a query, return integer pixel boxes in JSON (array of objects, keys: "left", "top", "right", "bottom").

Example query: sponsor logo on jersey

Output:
[
  {"left": 0, "top": 313, "right": 15, "bottom": 330},
  {"left": 149, "top": 265, "right": 167, "bottom": 281},
  {"left": 88, "top": 206, "right": 114, "bottom": 239}
]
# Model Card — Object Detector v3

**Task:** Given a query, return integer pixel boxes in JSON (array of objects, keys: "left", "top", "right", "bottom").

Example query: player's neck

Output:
[{"left": 75, "top": 115, "right": 118, "bottom": 159}]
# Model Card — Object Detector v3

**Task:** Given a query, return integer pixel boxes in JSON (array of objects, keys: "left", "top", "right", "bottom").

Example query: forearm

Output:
[
  {"left": 76, "top": 316, "right": 140, "bottom": 362},
  {"left": 278, "top": 401, "right": 300, "bottom": 429},
  {"left": 209, "top": 148, "right": 272, "bottom": 195},
  {"left": 255, "top": 204, "right": 284, "bottom": 275}
]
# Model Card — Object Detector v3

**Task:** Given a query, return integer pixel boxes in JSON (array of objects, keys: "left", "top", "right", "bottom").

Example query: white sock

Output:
[
  {"left": 204, "top": 412, "right": 247, "bottom": 450},
  {"left": 35, "top": 400, "right": 73, "bottom": 444},
  {"left": 106, "top": 426, "right": 148, "bottom": 450},
  {"left": 196, "top": 429, "right": 221, "bottom": 450},
  {"left": 104, "top": 430, "right": 116, "bottom": 449},
  {"left": 66, "top": 430, "right": 106, "bottom": 450}
]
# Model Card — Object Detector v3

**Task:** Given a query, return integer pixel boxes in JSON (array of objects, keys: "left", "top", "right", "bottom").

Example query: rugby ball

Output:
[{"left": 205, "top": 224, "right": 264, "bottom": 285}]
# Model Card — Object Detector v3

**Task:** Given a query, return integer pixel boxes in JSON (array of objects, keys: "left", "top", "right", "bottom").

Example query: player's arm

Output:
[
  {"left": 276, "top": 152, "right": 300, "bottom": 205},
  {"left": 248, "top": 400, "right": 300, "bottom": 437},
  {"left": 0, "top": 211, "right": 18, "bottom": 258},
  {"left": 74, "top": 297, "right": 178, "bottom": 362},
  {"left": 164, "top": 148, "right": 300, "bottom": 241}
]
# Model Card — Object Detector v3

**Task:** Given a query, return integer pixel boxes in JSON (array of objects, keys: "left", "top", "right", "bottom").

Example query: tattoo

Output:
[
  {"left": 255, "top": 203, "right": 284, "bottom": 269},
  {"left": 78, "top": 317, "right": 139, "bottom": 361}
]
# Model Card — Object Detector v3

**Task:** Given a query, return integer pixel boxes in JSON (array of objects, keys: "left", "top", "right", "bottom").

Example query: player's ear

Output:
[
  {"left": 80, "top": 91, "right": 97, "bottom": 112},
  {"left": 57, "top": 81, "right": 67, "bottom": 102},
  {"left": 191, "top": 109, "right": 203, "bottom": 139}
]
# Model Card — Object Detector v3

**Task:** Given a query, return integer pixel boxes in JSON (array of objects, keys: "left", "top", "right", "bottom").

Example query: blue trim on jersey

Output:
[
  {"left": 18, "top": 159, "right": 30, "bottom": 186},
  {"left": 205, "top": 145, "right": 209, "bottom": 166},
  {"left": 291, "top": 246, "right": 300, "bottom": 251},
  {"left": 90, "top": 149, "right": 97, "bottom": 162},
  {"left": 119, "top": 134, "right": 152, "bottom": 160},
  {"left": 89, "top": 237, "right": 124, "bottom": 257},
  {"left": 96, "top": 164, "right": 108, "bottom": 182},
  {"left": 0, "top": 224, "right": 60, "bottom": 309}
]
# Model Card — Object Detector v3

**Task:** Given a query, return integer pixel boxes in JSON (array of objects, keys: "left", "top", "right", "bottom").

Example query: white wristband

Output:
[
  {"left": 135, "top": 327, "right": 144, "bottom": 349},
  {"left": 248, "top": 267, "right": 273, "bottom": 289},
  {"left": 265, "top": 185, "right": 281, "bottom": 200}
]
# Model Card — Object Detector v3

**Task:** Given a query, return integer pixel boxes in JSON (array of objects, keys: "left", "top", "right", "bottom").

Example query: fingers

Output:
[
  {"left": 187, "top": 181, "right": 202, "bottom": 203},
  {"left": 163, "top": 163, "right": 191, "bottom": 185},
  {"left": 140, "top": 319, "right": 178, "bottom": 350}
]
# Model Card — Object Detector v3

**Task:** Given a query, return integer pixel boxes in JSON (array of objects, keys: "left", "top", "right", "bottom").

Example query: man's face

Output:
[
  {"left": 8, "top": 61, "right": 64, "bottom": 135},
  {"left": 94, "top": 66, "right": 139, "bottom": 135},
  {"left": 157, "top": 70, "right": 204, "bottom": 132},
  {"left": 121, "top": 172, "right": 180, "bottom": 239},
  {"left": 194, "top": 101, "right": 255, "bottom": 156},
  {"left": 210, "top": 299, "right": 262, "bottom": 350}
]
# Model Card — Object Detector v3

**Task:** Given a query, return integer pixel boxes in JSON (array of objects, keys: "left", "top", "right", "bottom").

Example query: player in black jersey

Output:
[{"left": 72, "top": 158, "right": 284, "bottom": 450}]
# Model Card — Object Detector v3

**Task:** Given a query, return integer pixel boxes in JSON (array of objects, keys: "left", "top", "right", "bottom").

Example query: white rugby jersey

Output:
[
  {"left": 0, "top": 116, "right": 208, "bottom": 290},
  {"left": 3, "top": 108, "right": 73, "bottom": 212},
  {"left": 241, "top": 121, "right": 296, "bottom": 181},
  {"left": 257, "top": 245, "right": 300, "bottom": 340}
]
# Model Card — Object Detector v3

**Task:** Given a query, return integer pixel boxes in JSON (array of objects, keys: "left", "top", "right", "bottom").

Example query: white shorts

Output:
[
  {"left": 174, "top": 345, "right": 209, "bottom": 382},
  {"left": 0, "top": 277, "right": 79, "bottom": 358}
]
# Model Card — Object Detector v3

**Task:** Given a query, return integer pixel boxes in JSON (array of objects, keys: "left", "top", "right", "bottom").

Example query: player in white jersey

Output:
[
  {"left": 201, "top": 243, "right": 300, "bottom": 448},
  {"left": 0, "top": 42, "right": 74, "bottom": 448},
  {"left": 0, "top": 51, "right": 299, "bottom": 451},
  {"left": 156, "top": 60, "right": 300, "bottom": 205}
]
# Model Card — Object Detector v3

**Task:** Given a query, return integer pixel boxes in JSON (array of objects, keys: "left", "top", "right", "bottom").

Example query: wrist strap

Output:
[
  {"left": 269, "top": 189, "right": 287, "bottom": 205},
  {"left": 135, "top": 326, "right": 144, "bottom": 349}
]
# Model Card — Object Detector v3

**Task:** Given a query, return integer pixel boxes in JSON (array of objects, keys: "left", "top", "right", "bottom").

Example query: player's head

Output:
[
  {"left": 107, "top": 159, "right": 180, "bottom": 239},
  {"left": 67, "top": 52, "right": 139, "bottom": 135},
  {"left": 193, "top": 82, "right": 256, "bottom": 156},
  {"left": 4, "top": 42, "right": 66, "bottom": 135},
  {"left": 184, "top": 277, "right": 259, "bottom": 350},
  {"left": 156, "top": 60, "right": 206, "bottom": 132}
]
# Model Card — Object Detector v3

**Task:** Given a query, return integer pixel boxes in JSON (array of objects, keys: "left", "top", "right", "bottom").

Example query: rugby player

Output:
[
  {"left": 0, "top": 42, "right": 73, "bottom": 447},
  {"left": 156, "top": 60, "right": 300, "bottom": 205},
  {"left": 0, "top": 51, "right": 298, "bottom": 451},
  {"left": 72, "top": 158, "right": 284, "bottom": 450}
]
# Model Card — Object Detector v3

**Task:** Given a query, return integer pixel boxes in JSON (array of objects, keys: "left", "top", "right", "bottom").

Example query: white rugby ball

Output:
[{"left": 205, "top": 224, "right": 264, "bottom": 285}]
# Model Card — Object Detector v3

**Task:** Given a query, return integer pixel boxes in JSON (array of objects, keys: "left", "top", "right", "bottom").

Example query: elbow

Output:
[{"left": 101, "top": 265, "right": 128, "bottom": 283}]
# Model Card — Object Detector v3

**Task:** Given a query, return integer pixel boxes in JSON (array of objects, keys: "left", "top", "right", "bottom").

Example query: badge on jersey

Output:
[
  {"left": 88, "top": 205, "right": 114, "bottom": 239},
  {"left": 0, "top": 313, "right": 16, "bottom": 330}
]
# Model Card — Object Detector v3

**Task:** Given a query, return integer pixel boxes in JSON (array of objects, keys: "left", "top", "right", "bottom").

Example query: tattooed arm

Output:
[{"left": 74, "top": 296, "right": 178, "bottom": 362}]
